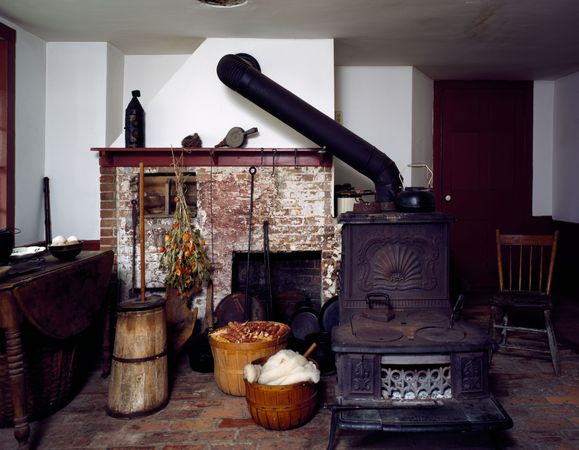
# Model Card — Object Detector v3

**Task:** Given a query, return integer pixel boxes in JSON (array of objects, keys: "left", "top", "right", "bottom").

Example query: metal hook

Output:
[{"left": 272, "top": 148, "right": 277, "bottom": 174}]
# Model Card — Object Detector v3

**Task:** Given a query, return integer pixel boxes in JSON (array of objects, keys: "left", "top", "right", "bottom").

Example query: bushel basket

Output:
[
  {"left": 209, "top": 321, "right": 289, "bottom": 396},
  {"left": 244, "top": 378, "right": 318, "bottom": 430}
]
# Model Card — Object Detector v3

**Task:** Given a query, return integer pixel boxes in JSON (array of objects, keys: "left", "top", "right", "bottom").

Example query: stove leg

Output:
[
  {"left": 326, "top": 409, "right": 339, "bottom": 450},
  {"left": 489, "top": 430, "right": 505, "bottom": 450}
]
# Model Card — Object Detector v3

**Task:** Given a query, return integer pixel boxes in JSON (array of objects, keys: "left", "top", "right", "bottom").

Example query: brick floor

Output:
[{"left": 1, "top": 303, "right": 579, "bottom": 449}]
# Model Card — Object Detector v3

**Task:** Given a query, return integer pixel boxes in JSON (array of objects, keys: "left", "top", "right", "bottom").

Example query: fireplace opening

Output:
[{"left": 231, "top": 250, "right": 321, "bottom": 323}]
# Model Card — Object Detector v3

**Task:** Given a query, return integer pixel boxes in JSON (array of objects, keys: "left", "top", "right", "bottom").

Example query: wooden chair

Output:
[{"left": 489, "top": 229, "right": 560, "bottom": 375}]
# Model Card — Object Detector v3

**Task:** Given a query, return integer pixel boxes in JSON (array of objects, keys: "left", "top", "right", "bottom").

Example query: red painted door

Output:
[{"left": 434, "top": 81, "right": 534, "bottom": 289}]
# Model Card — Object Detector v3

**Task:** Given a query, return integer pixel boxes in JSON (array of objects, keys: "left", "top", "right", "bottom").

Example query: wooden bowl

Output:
[{"left": 48, "top": 241, "right": 83, "bottom": 260}]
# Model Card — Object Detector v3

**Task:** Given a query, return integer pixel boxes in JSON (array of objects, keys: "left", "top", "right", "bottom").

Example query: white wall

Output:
[
  {"left": 106, "top": 44, "right": 124, "bottom": 147},
  {"left": 45, "top": 43, "right": 109, "bottom": 240},
  {"left": 335, "top": 66, "right": 414, "bottom": 191},
  {"left": 532, "top": 81, "right": 554, "bottom": 217},
  {"left": 1, "top": 18, "right": 47, "bottom": 246},
  {"left": 112, "top": 38, "right": 334, "bottom": 148},
  {"left": 411, "top": 68, "right": 434, "bottom": 188},
  {"left": 122, "top": 54, "right": 189, "bottom": 111},
  {"left": 553, "top": 72, "right": 579, "bottom": 223}
]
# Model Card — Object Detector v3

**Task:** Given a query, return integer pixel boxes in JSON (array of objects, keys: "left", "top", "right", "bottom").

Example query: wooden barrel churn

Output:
[{"left": 106, "top": 296, "right": 168, "bottom": 418}]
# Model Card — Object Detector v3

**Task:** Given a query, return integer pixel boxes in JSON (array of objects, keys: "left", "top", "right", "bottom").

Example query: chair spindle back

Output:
[{"left": 495, "top": 229, "right": 559, "bottom": 295}]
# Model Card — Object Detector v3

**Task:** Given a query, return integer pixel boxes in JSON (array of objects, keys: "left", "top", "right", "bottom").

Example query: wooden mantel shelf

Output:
[{"left": 92, "top": 147, "right": 332, "bottom": 168}]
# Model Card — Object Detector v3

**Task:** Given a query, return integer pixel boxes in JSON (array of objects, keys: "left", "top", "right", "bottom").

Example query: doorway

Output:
[{"left": 434, "top": 81, "right": 542, "bottom": 290}]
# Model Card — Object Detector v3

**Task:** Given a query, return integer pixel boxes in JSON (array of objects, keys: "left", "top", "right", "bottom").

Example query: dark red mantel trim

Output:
[{"left": 92, "top": 147, "right": 332, "bottom": 168}]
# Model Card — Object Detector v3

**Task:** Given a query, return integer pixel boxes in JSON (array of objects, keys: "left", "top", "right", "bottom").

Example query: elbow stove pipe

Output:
[{"left": 216, "top": 54, "right": 401, "bottom": 203}]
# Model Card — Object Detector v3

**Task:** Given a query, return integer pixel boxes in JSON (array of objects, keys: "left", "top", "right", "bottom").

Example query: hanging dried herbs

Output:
[{"left": 160, "top": 150, "right": 211, "bottom": 297}]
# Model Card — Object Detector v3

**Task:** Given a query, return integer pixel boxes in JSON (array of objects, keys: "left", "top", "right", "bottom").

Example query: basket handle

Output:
[{"left": 303, "top": 342, "right": 317, "bottom": 359}]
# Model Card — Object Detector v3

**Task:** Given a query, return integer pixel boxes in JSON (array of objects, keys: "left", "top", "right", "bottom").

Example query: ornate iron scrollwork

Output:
[
  {"left": 359, "top": 235, "right": 439, "bottom": 292},
  {"left": 351, "top": 357, "right": 373, "bottom": 393}
]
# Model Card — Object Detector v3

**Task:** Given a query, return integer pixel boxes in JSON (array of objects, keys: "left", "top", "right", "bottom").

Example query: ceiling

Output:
[{"left": 1, "top": 0, "right": 579, "bottom": 80}]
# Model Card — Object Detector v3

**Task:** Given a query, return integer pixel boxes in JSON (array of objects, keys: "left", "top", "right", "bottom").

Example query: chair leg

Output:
[
  {"left": 490, "top": 305, "right": 501, "bottom": 342},
  {"left": 500, "top": 311, "right": 509, "bottom": 345},
  {"left": 488, "top": 306, "right": 496, "bottom": 338},
  {"left": 544, "top": 309, "right": 560, "bottom": 376}
]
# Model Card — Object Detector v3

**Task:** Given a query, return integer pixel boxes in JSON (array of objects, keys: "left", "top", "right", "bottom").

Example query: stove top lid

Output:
[
  {"left": 351, "top": 313, "right": 403, "bottom": 343},
  {"left": 332, "top": 309, "right": 491, "bottom": 353},
  {"left": 414, "top": 326, "right": 466, "bottom": 342}
]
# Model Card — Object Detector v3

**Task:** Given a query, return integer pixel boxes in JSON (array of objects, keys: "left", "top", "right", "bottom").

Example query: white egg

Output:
[
  {"left": 66, "top": 235, "right": 79, "bottom": 243},
  {"left": 52, "top": 235, "right": 66, "bottom": 246}
]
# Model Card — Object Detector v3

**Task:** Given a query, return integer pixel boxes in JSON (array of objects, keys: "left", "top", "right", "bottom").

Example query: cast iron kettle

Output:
[
  {"left": 0, "top": 227, "right": 18, "bottom": 262},
  {"left": 394, "top": 163, "right": 435, "bottom": 212}
]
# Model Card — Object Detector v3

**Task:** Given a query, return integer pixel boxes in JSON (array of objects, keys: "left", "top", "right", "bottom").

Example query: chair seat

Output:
[{"left": 490, "top": 291, "right": 551, "bottom": 309}]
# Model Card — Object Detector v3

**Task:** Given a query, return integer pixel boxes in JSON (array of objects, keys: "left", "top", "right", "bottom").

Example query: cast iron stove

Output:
[{"left": 328, "top": 212, "right": 512, "bottom": 448}]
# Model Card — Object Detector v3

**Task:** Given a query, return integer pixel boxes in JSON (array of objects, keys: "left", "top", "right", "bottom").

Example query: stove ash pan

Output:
[{"left": 334, "top": 350, "right": 490, "bottom": 405}]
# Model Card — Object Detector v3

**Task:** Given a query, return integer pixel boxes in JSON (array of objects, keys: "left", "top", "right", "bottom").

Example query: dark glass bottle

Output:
[{"left": 124, "top": 90, "right": 145, "bottom": 148}]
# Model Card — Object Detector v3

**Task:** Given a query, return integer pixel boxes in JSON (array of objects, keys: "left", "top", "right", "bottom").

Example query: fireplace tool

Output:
[
  {"left": 43, "top": 177, "right": 52, "bottom": 246},
  {"left": 129, "top": 198, "right": 138, "bottom": 298},
  {"left": 244, "top": 165, "right": 257, "bottom": 320},
  {"left": 263, "top": 220, "right": 273, "bottom": 320}
]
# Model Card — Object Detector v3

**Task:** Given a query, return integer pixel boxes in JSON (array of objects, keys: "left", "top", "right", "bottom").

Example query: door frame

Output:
[{"left": 0, "top": 22, "right": 15, "bottom": 231}]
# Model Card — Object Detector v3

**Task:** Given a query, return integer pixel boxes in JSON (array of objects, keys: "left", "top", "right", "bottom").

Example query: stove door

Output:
[{"left": 340, "top": 214, "right": 453, "bottom": 320}]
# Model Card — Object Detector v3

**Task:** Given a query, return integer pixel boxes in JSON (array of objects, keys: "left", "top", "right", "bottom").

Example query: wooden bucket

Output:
[
  {"left": 106, "top": 296, "right": 168, "bottom": 418},
  {"left": 209, "top": 325, "right": 289, "bottom": 396},
  {"left": 244, "top": 378, "right": 318, "bottom": 430}
]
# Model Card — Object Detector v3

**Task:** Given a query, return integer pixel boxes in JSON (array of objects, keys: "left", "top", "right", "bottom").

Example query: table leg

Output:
[{"left": 5, "top": 326, "right": 30, "bottom": 448}]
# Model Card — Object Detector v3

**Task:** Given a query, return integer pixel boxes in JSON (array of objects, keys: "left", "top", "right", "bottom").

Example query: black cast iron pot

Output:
[
  {"left": 394, "top": 163, "right": 436, "bottom": 212},
  {"left": 0, "top": 228, "right": 15, "bottom": 262},
  {"left": 395, "top": 187, "right": 435, "bottom": 212}
]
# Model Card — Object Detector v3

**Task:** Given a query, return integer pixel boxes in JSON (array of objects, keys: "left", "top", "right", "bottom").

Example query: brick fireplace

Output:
[{"left": 94, "top": 147, "right": 340, "bottom": 318}]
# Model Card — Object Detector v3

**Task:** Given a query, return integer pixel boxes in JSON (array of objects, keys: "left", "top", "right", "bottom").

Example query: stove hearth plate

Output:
[
  {"left": 415, "top": 326, "right": 466, "bottom": 342},
  {"left": 329, "top": 396, "right": 512, "bottom": 435}
]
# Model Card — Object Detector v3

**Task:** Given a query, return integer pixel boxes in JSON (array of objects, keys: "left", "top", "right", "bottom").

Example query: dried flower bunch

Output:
[{"left": 160, "top": 151, "right": 211, "bottom": 297}]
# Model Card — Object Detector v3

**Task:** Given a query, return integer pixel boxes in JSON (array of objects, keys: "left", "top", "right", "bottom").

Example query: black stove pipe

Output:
[{"left": 216, "top": 54, "right": 401, "bottom": 203}]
